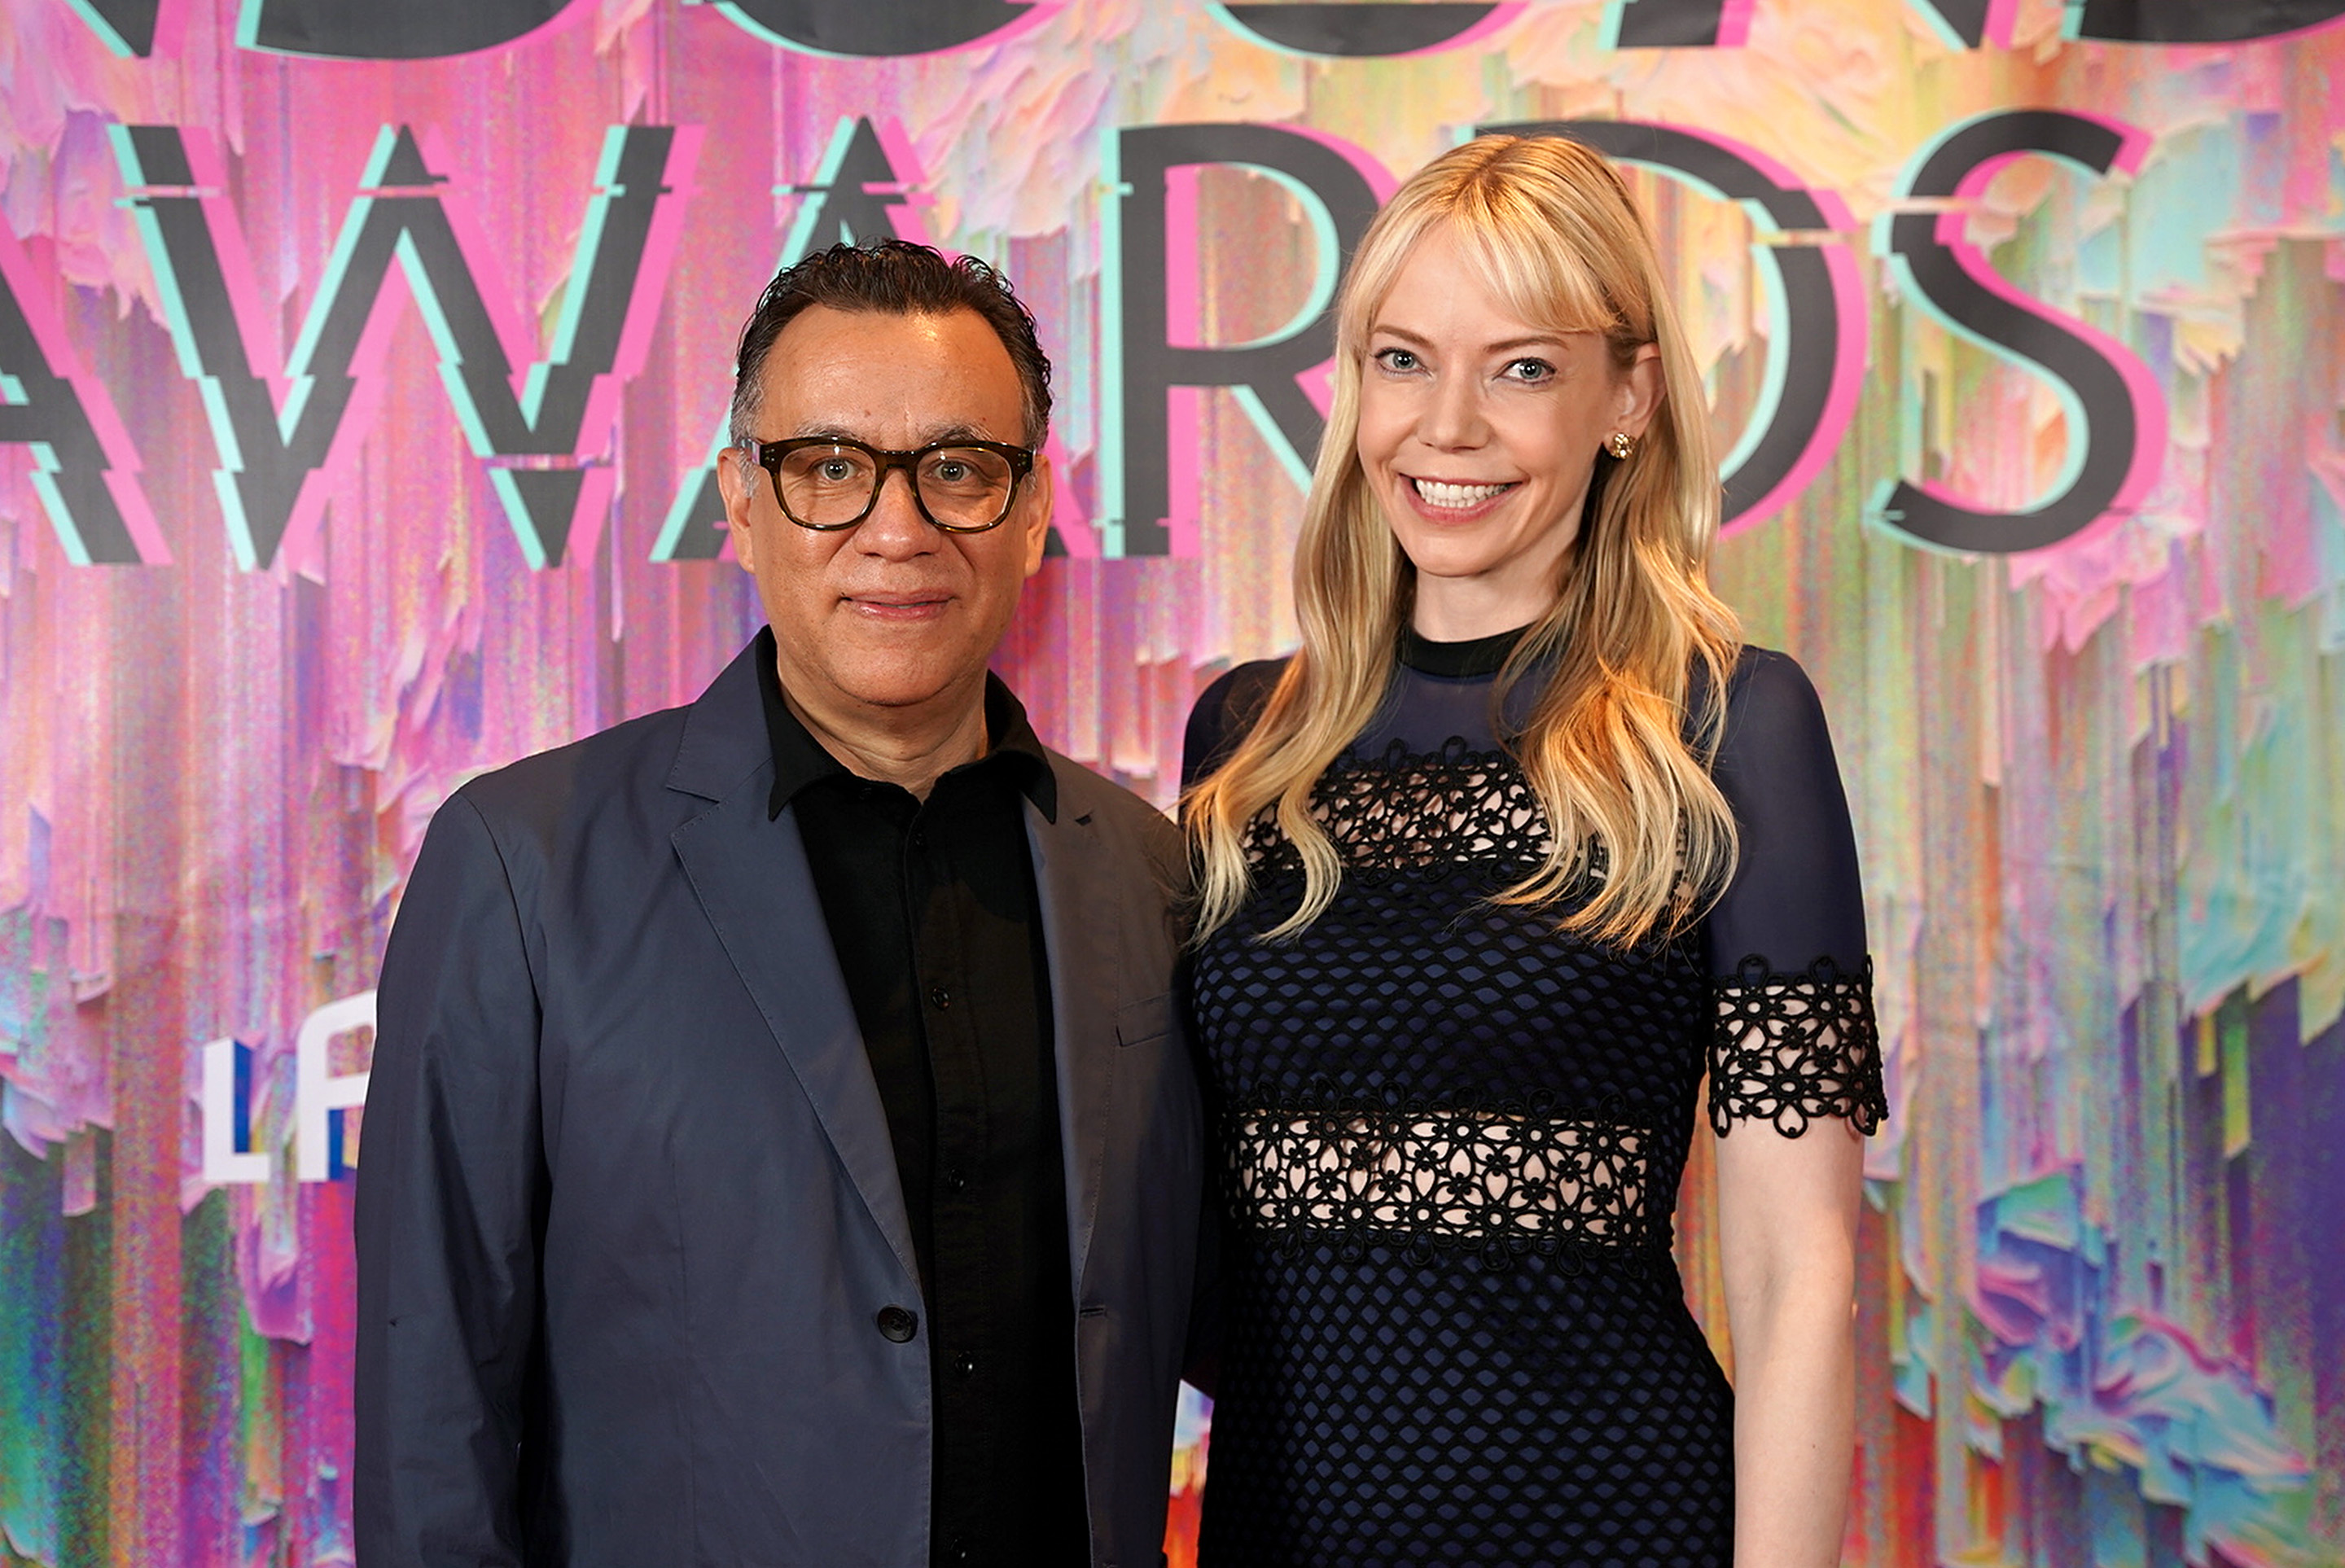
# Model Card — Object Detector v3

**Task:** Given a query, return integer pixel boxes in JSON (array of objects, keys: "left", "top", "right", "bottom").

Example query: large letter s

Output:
[{"left": 1876, "top": 110, "right": 2165, "bottom": 554}]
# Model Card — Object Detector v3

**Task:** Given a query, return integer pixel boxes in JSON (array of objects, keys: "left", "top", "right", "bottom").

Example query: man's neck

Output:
[{"left": 783, "top": 679, "right": 991, "bottom": 801}]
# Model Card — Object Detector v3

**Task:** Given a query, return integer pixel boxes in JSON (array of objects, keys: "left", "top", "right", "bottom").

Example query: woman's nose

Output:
[{"left": 1416, "top": 374, "right": 1488, "bottom": 449}]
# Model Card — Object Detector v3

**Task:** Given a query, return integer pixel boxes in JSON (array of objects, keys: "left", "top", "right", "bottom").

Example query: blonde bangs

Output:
[{"left": 1446, "top": 202, "right": 1628, "bottom": 345}]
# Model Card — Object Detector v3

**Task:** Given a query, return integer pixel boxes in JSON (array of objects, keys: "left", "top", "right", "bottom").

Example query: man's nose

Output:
[{"left": 854, "top": 466, "right": 937, "bottom": 557}]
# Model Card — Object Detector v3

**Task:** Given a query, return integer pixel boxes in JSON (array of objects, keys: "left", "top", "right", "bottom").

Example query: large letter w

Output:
[{"left": 113, "top": 123, "right": 696, "bottom": 568}]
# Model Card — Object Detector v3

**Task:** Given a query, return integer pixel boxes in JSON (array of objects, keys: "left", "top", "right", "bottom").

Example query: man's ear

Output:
[
  {"left": 1019, "top": 449, "right": 1055, "bottom": 578},
  {"left": 716, "top": 446, "right": 759, "bottom": 572}
]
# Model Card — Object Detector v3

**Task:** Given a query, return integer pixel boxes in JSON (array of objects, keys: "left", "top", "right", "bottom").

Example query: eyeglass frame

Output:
[{"left": 742, "top": 435, "right": 1038, "bottom": 534}]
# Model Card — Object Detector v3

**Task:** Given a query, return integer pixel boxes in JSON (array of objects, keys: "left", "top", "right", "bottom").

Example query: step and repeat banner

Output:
[{"left": 2, "top": 0, "right": 2342, "bottom": 1562}]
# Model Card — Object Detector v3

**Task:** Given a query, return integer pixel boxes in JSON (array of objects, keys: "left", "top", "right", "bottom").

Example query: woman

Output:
[{"left": 1181, "top": 134, "right": 1887, "bottom": 1566}]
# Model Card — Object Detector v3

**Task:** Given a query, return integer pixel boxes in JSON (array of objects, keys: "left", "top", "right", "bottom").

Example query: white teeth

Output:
[{"left": 1413, "top": 478, "right": 1508, "bottom": 510}]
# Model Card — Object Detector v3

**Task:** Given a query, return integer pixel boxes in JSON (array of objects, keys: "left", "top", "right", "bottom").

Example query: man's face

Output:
[{"left": 719, "top": 304, "right": 1052, "bottom": 726}]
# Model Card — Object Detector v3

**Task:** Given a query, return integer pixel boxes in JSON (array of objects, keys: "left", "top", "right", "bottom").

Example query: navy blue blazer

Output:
[{"left": 353, "top": 637, "right": 1206, "bottom": 1567}]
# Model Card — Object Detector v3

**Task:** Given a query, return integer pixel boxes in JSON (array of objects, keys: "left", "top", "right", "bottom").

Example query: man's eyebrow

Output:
[
  {"left": 918, "top": 423, "right": 1001, "bottom": 445},
  {"left": 787, "top": 422, "right": 1005, "bottom": 446}
]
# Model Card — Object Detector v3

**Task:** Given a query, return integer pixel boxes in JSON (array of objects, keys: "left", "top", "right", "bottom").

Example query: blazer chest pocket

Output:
[{"left": 1114, "top": 992, "right": 1174, "bottom": 1049}]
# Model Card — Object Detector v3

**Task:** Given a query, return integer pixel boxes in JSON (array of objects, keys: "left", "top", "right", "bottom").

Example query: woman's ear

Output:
[{"left": 1616, "top": 343, "right": 1665, "bottom": 438}]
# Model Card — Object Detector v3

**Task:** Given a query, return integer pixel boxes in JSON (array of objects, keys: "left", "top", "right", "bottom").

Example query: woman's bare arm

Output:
[{"left": 1715, "top": 1103, "right": 1865, "bottom": 1568}]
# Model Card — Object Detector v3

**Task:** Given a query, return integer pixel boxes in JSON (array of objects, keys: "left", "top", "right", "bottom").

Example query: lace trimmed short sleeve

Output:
[{"left": 1701, "top": 650, "right": 1887, "bottom": 1138}]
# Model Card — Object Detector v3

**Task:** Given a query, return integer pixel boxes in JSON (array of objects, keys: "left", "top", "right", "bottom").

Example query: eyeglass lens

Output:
[{"left": 778, "top": 444, "right": 1018, "bottom": 529}]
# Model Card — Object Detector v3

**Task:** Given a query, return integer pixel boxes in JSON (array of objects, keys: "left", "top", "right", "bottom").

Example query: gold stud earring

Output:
[{"left": 1607, "top": 431, "right": 1635, "bottom": 462}]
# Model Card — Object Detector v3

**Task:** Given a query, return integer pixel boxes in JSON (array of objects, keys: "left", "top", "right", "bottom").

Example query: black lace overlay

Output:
[
  {"left": 1241, "top": 738, "right": 1555, "bottom": 874},
  {"left": 1229, "top": 1093, "right": 1656, "bottom": 1269},
  {"left": 1709, "top": 956, "right": 1887, "bottom": 1137},
  {"left": 1183, "top": 646, "right": 1881, "bottom": 1568}
]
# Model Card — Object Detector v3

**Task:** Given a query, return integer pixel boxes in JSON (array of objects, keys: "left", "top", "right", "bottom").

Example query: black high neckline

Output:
[{"left": 1396, "top": 623, "right": 1533, "bottom": 678}]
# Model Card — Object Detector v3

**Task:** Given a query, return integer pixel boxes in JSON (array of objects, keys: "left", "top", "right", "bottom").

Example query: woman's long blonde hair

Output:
[{"left": 1185, "top": 134, "right": 1743, "bottom": 948}]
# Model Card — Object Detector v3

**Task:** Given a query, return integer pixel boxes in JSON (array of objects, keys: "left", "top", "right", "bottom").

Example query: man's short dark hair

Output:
[{"left": 729, "top": 239, "right": 1054, "bottom": 449}]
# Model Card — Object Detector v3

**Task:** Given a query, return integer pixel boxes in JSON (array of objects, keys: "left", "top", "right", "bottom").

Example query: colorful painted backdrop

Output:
[{"left": 2, "top": 0, "right": 2341, "bottom": 1563}]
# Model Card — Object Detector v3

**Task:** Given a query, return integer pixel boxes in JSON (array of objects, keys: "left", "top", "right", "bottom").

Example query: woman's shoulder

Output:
[
  {"left": 1691, "top": 641, "right": 1812, "bottom": 706},
  {"left": 1717, "top": 644, "right": 1830, "bottom": 731},
  {"left": 1685, "top": 641, "right": 1822, "bottom": 725},
  {"left": 1182, "top": 656, "right": 1291, "bottom": 791},
  {"left": 1707, "top": 644, "right": 1845, "bottom": 795}
]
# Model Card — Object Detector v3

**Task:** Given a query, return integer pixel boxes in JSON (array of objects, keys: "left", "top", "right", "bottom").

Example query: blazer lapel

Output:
[
  {"left": 668, "top": 644, "right": 920, "bottom": 1290},
  {"left": 1027, "top": 793, "right": 1116, "bottom": 1299}
]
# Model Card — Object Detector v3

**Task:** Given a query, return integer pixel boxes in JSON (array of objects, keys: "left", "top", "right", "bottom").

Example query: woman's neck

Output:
[{"left": 1409, "top": 581, "right": 1558, "bottom": 644}]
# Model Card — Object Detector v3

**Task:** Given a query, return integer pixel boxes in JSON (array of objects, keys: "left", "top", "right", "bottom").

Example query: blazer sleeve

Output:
[{"left": 354, "top": 791, "right": 546, "bottom": 1566}]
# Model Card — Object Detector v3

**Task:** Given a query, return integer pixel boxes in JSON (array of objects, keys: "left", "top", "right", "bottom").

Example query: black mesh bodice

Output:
[{"left": 1182, "top": 631, "right": 1884, "bottom": 1567}]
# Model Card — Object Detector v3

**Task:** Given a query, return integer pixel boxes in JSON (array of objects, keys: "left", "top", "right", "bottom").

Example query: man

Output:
[{"left": 354, "top": 241, "right": 1204, "bottom": 1567}]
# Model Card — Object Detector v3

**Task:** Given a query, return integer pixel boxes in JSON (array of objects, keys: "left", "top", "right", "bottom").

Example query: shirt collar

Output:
[
  {"left": 752, "top": 625, "right": 1057, "bottom": 822},
  {"left": 1396, "top": 621, "right": 1535, "bottom": 678}
]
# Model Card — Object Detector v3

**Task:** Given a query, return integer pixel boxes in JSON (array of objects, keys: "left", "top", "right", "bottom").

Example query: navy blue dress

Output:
[{"left": 1182, "top": 627, "right": 1886, "bottom": 1567}]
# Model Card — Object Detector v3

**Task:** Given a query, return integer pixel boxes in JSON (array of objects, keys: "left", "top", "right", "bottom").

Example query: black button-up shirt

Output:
[{"left": 754, "top": 630, "right": 1088, "bottom": 1566}]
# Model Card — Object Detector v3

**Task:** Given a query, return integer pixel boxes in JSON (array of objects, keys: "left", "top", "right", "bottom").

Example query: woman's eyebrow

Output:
[{"left": 1365, "top": 323, "right": 1573, "bottom": 355}]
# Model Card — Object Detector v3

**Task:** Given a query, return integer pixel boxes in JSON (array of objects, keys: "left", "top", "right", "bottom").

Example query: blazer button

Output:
[
  {"left": 928, "top": 985, "right": 951, "bottom": 1010},
  {"left": 874, "top": 1305, "right": 918, "bottom": 1342}
]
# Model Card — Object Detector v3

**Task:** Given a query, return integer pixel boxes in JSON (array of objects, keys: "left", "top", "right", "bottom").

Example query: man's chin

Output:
[
  {"left": 825, "top": 656, "right": 974, "bottom": 714},
  {"left": 840, "top": 683, "right": 960, "bottom": 712},
  {"left": 780, "top": 620, "right": 996, "bottom": 714}
]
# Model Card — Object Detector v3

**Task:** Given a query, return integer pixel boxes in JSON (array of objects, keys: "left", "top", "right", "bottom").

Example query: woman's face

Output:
[{"left": 1357, "top": 225, "right": 1660, "bottom": 640}]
